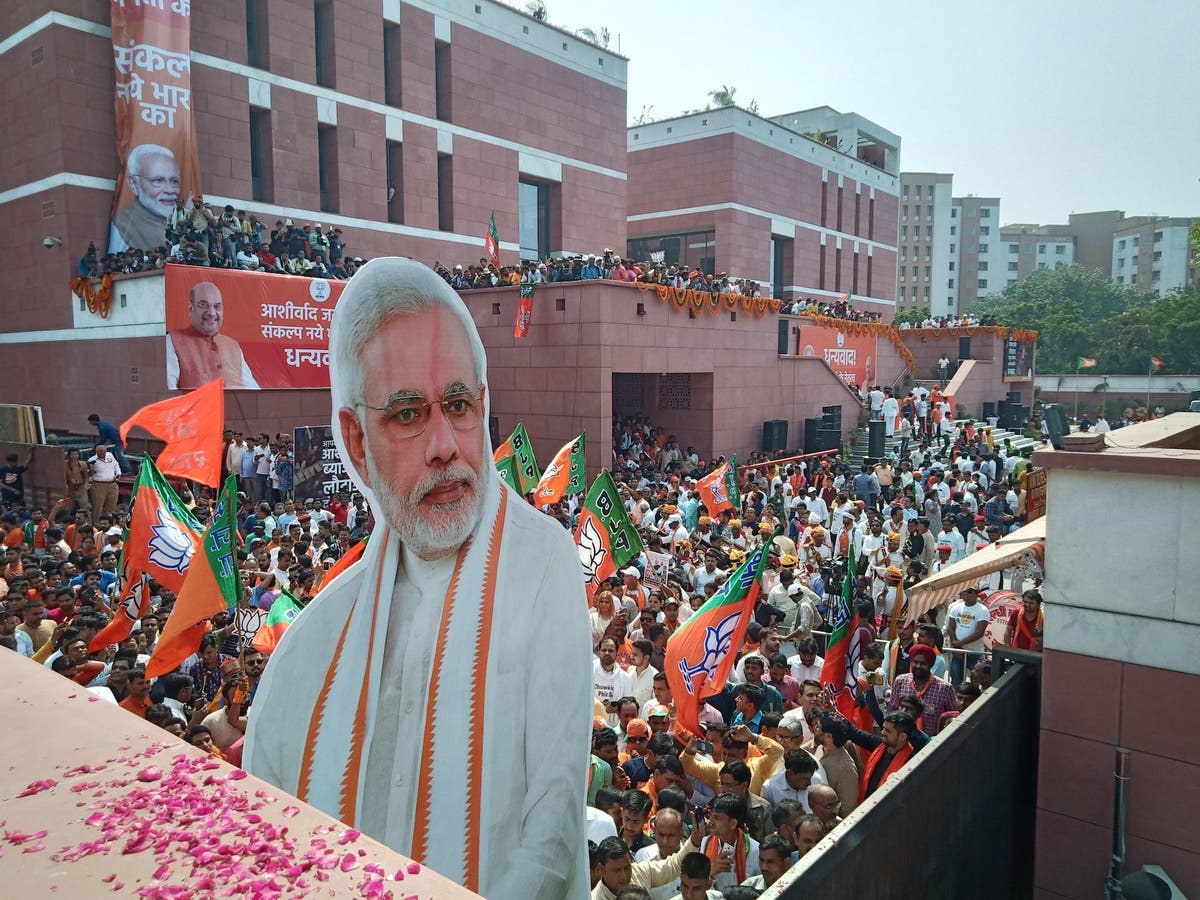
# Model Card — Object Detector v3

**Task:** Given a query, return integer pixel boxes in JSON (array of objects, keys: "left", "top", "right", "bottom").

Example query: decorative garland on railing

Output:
[
  {"left": 905, "top": 324, "right": 1039, "bottom": 343},
  {"left": 70, "top": 274, "right": 114, "bottom": 318},
  {"left": 634, "top": 282, "right": 783, "bottom": 318}
]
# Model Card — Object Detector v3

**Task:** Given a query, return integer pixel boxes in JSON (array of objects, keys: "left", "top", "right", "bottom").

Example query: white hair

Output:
[
  {"left": 329, "top": 257, "right": 488, "bottom": 411},
  {"left": 127, "top": 143, "right": 175, "bottom": 176}
]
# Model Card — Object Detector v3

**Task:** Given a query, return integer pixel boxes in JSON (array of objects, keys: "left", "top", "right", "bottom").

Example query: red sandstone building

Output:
[{"left": 627, "top": 105, "right": 901, "bottom": 318}]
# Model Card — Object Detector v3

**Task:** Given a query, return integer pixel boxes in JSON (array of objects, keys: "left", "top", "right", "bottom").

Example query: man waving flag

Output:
[{"left": 820, "top": 545, "right": 864, "bottom": 720}]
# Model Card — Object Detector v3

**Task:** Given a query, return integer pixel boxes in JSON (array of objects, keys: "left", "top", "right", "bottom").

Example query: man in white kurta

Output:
[
  {"left": 244, "top": 258, "right": 593, "bottom": 900},
  {"left": 881, "top": 390, "right": 900, "bottom": 437}
]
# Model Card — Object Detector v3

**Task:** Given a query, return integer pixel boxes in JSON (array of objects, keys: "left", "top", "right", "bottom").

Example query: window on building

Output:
[
  {"left": 924, "top": 265, "right": 931, "bottom": 281},
  {"left": 899, "top": 286, "right": 906, "bottom": 301},
  {"left": 925, "top": 225, "right": 932, "bottom": 240},
  {"left": 1056, "top": 244, "right": 1066, "bottom": 255},
  {"left": 1153, "top": 231, "right": 1163, "bottom": 243},
  {"left": 901, "top": 204, "right": 907, "bottom": 221},
  {"left": 1008, "top": 261, "right": 1018, "bottom": 271},
  {"left": 1132, "top": 255, "right": 1140, "bottom": 267},
  {"left": 915, "top": 185, "right": 922, "bottom": 199},
  {"left": 249, "top": 107, "right": 273, "bottom": 202},
  {"left": 901, "top": 225, "right": 907, "bottom": 240},
  {"left": 519, "top": 179, "right": 552, "bottom": 261},
  {"left": 978, "top": 278, "right": 988, "bottom": 288},
  {"left": 1118, "top": 239, "right": 1127, "bottom": 250},
  {"left": 951, "top": 207, "right": 958, "bottom": 218},
  {"left": 980, "top": 208, "right": 991, "bottom": 218},
  {"left": 950, "top": 244, "right": 956, "bottom": 253},
  {"left": 1152, "top": 269, "right": 1161, "bottom": 281},
  {"left": 246, "top": 0, "right": 270, "bottom": 68},
  {"left": 978, "top": 261, "right": 988, "bottom": 272},
  {"left": 435, "top": 40, "right": 452, "bottom": 122},
  {"left": 948, "top": 278, "right": 955, "bottom": 289},
  {"left": 1132, "top": 235, "right": 1139, "bottom": 246},
  {"left": 437, "top": 153, "right": 453, "bottom": 231},
  {"left": 925, "top": 246, "right": 931, "bottom": 259},
  {"left": 1153, "top": 250, "right": 1162, "bottom": 262},
  {"left": 383, "top": 23, "right": 402, "bottom": 107},
  {"left": 627, "top": 230, "right": 716, "bottom": 276},
  {"left": 900, "top": 247, "right": 907, "bottom": 260},
  {"left": 923, "top": 286, "right": 930, "bottom": 299},
  {"left": 314, "top": 0, "right": 336, "bottom": 88},
  {"left": 950, "top": 226, "right": 957, "bottom": 237},
  {"left": 980, "top": 243, "right": 989, "bottom": 254},
  {"left": 926, "top": 204, "right": 933, "bottom": 218},
  {"left": 1038, "top": 244, "right": 1046, "bottom": 255},
  {"left": 899, "top": 266, "right": 906, "bottom": 280},
  {"left": 902, "top": 184, "right": 909, "bottom": 198},
  {"left": 1008, "top": 279, "right": 1016, "bottom": 286},
  {"left": 1117, "top": 258, "right": 1125, "bottom": 268},
  {"left": 386, "top": 140, "right": 404, "bottom": 224},
  {"left": 1009, "top": 243, "right": 1019, "bottom": 253},
  {"left": 317, "top": 124, "right": 338, "bottom": 212},
  {"left": 949, "top": 261, "right": 955, "bottom": 271},
  {"left": 980, "top": 226, "right": 990, "bottom": 236},
  {"left": 771, "top": 236, "right": 792, "bottom": 300},
  {"left": 1037, "top": 262, "right": 1046, "bottom": 269}
]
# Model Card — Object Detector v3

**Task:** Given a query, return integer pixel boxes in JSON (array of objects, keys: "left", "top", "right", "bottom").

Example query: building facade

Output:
[
  {"left": 896, "top": 172, "right": 954, "bottom": 316},
  {"left": 626, "top": 105, "right": 901, "bottom": 318},
  {"left": 999, "top": 223, "right": 1077, "bottom": 286},
  {"left": 1111, "top": 216, "right": 1197, "bottom": 295},
  {"left": 951, "top": 195, "right": 1002, "bottom": 309}
]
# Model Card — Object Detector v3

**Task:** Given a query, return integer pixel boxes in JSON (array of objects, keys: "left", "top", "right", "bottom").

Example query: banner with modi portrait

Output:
[{"left": 108, "top": 0, "right": 203, "bottom": 255}]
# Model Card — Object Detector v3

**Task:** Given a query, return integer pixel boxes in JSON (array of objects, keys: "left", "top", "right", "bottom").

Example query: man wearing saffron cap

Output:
[
  {"left": 244, "top": 258, "right": 592, "bottom": 899},
  {"left": 889, "top": 644, "right": 957, "bottom": 736}
]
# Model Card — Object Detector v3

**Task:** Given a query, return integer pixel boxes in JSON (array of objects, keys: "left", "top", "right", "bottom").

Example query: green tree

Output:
[
  {"left": 1190, "top": 221, "right": 1200, "bottom": 267},
  {"left": 892, "top": 307, "right": 930, "bottom": 327}
]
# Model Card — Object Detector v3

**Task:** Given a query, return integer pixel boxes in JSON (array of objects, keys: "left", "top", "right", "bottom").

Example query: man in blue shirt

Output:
[{"left": 88, "top": 414, "right": 131, "bottom": 474}]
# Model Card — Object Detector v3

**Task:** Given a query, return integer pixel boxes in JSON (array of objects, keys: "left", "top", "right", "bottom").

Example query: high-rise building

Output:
[
  {"left": 1111, "top": 217, "right": 1197, "bottom": 295},
  {"left": 951, "top": 195, "right": 1001, "bottom": 309},
  {"left": 998, "top": 223, "right": 1076, "bottom": 287},
  {"left": 896, "top": 173, "right": 954, "bottom": 316}
]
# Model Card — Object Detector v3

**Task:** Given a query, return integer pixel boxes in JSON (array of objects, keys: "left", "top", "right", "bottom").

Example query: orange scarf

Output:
[
  {"left": 1015, "top": 608, "right": 1042, "bottom": 650},
  {"left": 705, "top": 831, "right": 749, "bottom": 883},
  {"left": 859, "top": 741, "right": 915, "bottom": 803}
]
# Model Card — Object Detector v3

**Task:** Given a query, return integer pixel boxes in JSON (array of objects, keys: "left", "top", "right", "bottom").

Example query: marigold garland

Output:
[
  {"left": 795, "top": 312, "right": 918, "bottom": 375},
  {"left": 70, "top": 274, "right": 114, "bottom": 319},
  {"left": 635, "top": 281, "right": 781, "bottom": 318}
]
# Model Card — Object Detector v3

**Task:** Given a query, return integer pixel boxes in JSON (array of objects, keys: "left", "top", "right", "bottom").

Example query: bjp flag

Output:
[
  {"left": 664, "top": 538, "right": 773, "bottom": 736},
  {"left": 493, "top": 421, "right": 540, "bottom": 495},
  {"left": 697, "top": 455, "right": 739, "bottom": 516},
  {"left": 533, "top": 434, "right": 586, "bottom": 507},
  {"left": 122, "top": 457, "right": 203, "bottom": 594},
  {"left": 147, "top": 476, "right": 241, "bottom": 677},
  {"left": 820, "top": 544, "right": 864, "bottom": 721},
  {"left": 120, "top": 378, "right": 225, "bottom": 487},
  {"left": 88, "top": 571, "right": 149, "bottom": 653},
  {"left": 251, "top": 589, "right": 304, "bottom": 655},
  {"left": 575, "top": 471, "right": 642, "bottom": 606}
]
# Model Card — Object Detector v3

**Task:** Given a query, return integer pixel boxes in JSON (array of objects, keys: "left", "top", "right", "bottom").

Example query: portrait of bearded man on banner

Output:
[
  {"left": 244, "top": 258, "right": 593, "bottom": 899},
  {"left": 109, "top": 143, "right": 181, "bottom": 253}
]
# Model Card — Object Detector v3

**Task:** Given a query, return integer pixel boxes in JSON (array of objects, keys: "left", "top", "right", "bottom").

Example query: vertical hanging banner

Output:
[
  {"left": 514, "top": 284, "right": 535, "bottom": 338},
  {"left": 108, "top": 0, "right": 202, "bottom": 254}
]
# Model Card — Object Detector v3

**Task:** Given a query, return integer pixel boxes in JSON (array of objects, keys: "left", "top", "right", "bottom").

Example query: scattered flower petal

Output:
[
  {"left": 281, "top": 806, "right": 300, "bottom": 818},
  {"left": 406, "top": 862, "right": 421, "bottom": 875},
  {"left": 339, "top": 853, "right": 358, "bottom": 872},
  {"left": 136, "top": 767, "right": 163, "bottom": 783},
  {"left": 16, "top": 779, "right": 58, "bottom": 798}
]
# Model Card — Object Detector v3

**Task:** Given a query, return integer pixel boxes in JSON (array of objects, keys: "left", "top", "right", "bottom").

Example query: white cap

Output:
[{"left": 622, "top": 567, "right": 640, "bottom": 578}]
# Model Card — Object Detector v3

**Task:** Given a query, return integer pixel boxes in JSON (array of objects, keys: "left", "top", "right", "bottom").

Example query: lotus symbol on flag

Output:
[
  {"left": 118, "top": 583, "right": 141, "bottom": 622},
  {"left": 148, "top": 508, "right": 195, "bottom": 574},
  {"left": 677, "top": 611, "right": 740, "bottom": 696},
  {"left": 709, "top": 480, "right": 728, "bottom": 505},
  {"left": 577, "top": 516, "right": 607, "bottom": 584}
]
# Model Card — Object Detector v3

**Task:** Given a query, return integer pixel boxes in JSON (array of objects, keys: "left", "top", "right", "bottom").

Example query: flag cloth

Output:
[
  {"left": 492, "top": 436, "right": 512, "bottom": 462},
  {"left": 575, "top": 470, "right": 643, "bottom": 606},
  {"left": 495, "top": 454, "right": 522, "bottom": 494},
  {"left": 664, "top": 539, "right": 774, "bottom": 736},
  {"left": 495, "top": 421, "right": 540, "bottom": 495},
  {"left": 1150, "top": 355, "right": 1165, "bottom": 371},
  {"left": 119, "top": 378, "right": 225, "bottom": 487},
  {"left": 514, "top": 284, "right": 535, "bottom": 338},
  {"left": 484, "top": 211, "right": 500, "bottom": 268},
  {"left": 147, "top": 476, "right": 242, "bottom": 677},
  {"left": 251, "top": 588, "right": 305, "bottom": 654},
  {"left": 121, "top": 458, "right": 203, "bottom": 594},
  {"left": 820, "top": 545, "right": 864, "bottom": 721},
  {"left": 1077, "top": 356, "right": 1098, "bottom": 369},
  {"left": 533, "top": 434, "right": 586, "bottom": 507},
  {"left": 88, "top": 571, "right": 148, "bottom": 653},
  {"left": 696, "top": 455, "right": 739, "bottom": 516}
]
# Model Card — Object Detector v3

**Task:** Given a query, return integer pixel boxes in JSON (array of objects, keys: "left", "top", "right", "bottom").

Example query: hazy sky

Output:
[{"left": 544, "top": 0, "right": 1200, "bottom": 225}]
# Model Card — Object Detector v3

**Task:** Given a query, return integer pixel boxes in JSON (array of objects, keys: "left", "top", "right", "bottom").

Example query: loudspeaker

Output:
[
  {"left": 958, "top": 336, "right": 972, "bottom": 360},
  {"left": 1043, "top": 403, "right": 1068, "bottom": 449},
  {"left": 821, "top": 404, "right": 842, "bottom": 431},
  {"left": 803, "top": 418, "right": 821, "bottom": 454},
  {"left": 997, "top": 400, "right": 1009, "bottom": 423},
  {"left": 777, "top": 318, "right": 790, "bottom": 356},
  {"left": 982, "top": 401, "right": 996, "bottom": 420},
  {"left": 762, "top": 419, "right": 788, "bottom": 454},
  {"left": 817, "top": 428, "right": 841, "bottom": 452},
  {"left": 868, "top": 420, "right": 885, "bottom": 459}
]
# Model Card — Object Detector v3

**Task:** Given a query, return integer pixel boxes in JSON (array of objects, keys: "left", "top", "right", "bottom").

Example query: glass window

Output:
[
  {"left": 902, "top": 205, "right": 908, "bottom": 220},
  {"left": 1038, "top": 244, "right": 1046, "bottom": 254},
  {"left": 980, "top": 226, "right": 990, "bottom": 235},
  {"left": 902, "top": 184, "right": 909, "bottom": 198},
  {"left": 899, "top": 266, "right": 906, "bottom": 279},
  {"left": 925, "top": 225, "right": 932, "bottom": 239},
  {"left": 1009, "top": 243, "right": 1019, "bottom": 253},
  {"left": 1132, "top": 235, "right": 1139, "bottom": 246},
  {"left": 927, "top": 205, "right": 934, "bottom": 218},
  {"left": 980, "top": 244, "right": 989, "bottom": 254},
  {"left": 950, "top": 226, "right": 957, "bottom": 236},
  {"left": 627, "top": 229, "right": 716, "bottom": 275},
  {"left": 951, "top": 207, "right": 958, "bottom": 218},
  {"left": 950, "top": 244, "right": 956, "bottom": 253},
  {"left": 949, "top": 261, "right": 955, "bottom": 271},
  {"left": 979, "top": 261, "right": 988, "bottom": 272},
  {"left": 1008, "top": 261, "right": 1018, "bottom": 271},
  {"left": 519, "top": 179, "right": 551, "bottom": 260},
  {"left": 948, "top": 278, "right": 955, "bottom": 289},
  {"left": 1153, "top": 231, "right": 1163, "bottom": 243},
  {"left": 980, "top": 208, "right": 991, "bottom": 218},
  {"left": 923, "top": 286, "right": 929, "bottom": 299},
  {"left": 1118, "top": 239, "right": 1126, "bottom": 250},
  {"left": 1056, "top": 245, "right": 1066, "bottom": 255},
  {"left": 978, "top": 278, "right": 988, "bottom": 288},
  {"left": 915, "top": 185, "right": 922, "bottom": 199}
]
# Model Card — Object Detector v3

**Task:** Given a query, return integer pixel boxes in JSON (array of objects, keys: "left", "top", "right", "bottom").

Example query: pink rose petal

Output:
[
  {"left": 406, "top": 862, "right": 421, "bottom": 875},
  {"left": 16, "top": 779, "right": 58, "bottom": 797},
  {"left": 136, "top": 767, "right": 163, "bottom": 783},
  {"left": 339, "top": 853, "right": 358, "bottom": 873},
  {"left": 338, "top": 828, "right": 360, "bottom": 845},
  {"left": 281, "top": 805, "right": 300, "bottom": 818}
]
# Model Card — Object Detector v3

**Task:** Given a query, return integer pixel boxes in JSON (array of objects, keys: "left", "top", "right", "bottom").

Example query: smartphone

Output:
[{"left": 694, "top": 740, "right": 713, "bottom": 756}]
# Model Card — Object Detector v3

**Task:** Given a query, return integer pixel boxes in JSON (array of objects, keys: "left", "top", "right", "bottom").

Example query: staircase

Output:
[{"left": 846, "top": 418, "right": 1042, "bottom": 470}]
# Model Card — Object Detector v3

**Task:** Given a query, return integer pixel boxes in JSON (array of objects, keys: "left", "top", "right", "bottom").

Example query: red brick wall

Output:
[{"left": 1036, "top": 649, "right": 1200, "bottom": 899}]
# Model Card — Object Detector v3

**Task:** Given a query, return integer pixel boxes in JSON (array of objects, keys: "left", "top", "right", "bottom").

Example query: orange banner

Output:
[
  {"left": 108, "top": 0, "right": 202, "bottom": 254},
  {"left": 164, "top": 266, "right": 347, "bottom": 389},
  {"left": 797, "top": 321, "right": 879, "bottom": 387}
]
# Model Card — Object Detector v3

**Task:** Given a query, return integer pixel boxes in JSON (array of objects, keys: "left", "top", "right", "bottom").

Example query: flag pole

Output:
[
  {"left": 1146, "top": 359, "right": 1152, "bottom": 418},
  {"left": 1080, "top": 355, "right": 1089, "bottom": 422}
]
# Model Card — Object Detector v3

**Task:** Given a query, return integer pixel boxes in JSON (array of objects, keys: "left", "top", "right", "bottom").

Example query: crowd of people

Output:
[
  {"left": 778, "top": 295, "right": 884, "bottom": 323},
  {"left": 0, "top": 392, "right": 1045, "bottom": 899},
  {"left": 896, "top": 313, "right": 1000, "bottom": 329},
  {"left": 79, "top": 196, "right": 367, "bottom": 281},
  {"left": 432, "top": 250, "right": 768, "bottom": 299}
]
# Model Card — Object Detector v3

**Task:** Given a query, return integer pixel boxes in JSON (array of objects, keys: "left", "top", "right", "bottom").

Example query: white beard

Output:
[{"left": 364, "top": 449, "right": 485, "bottom": 561}]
